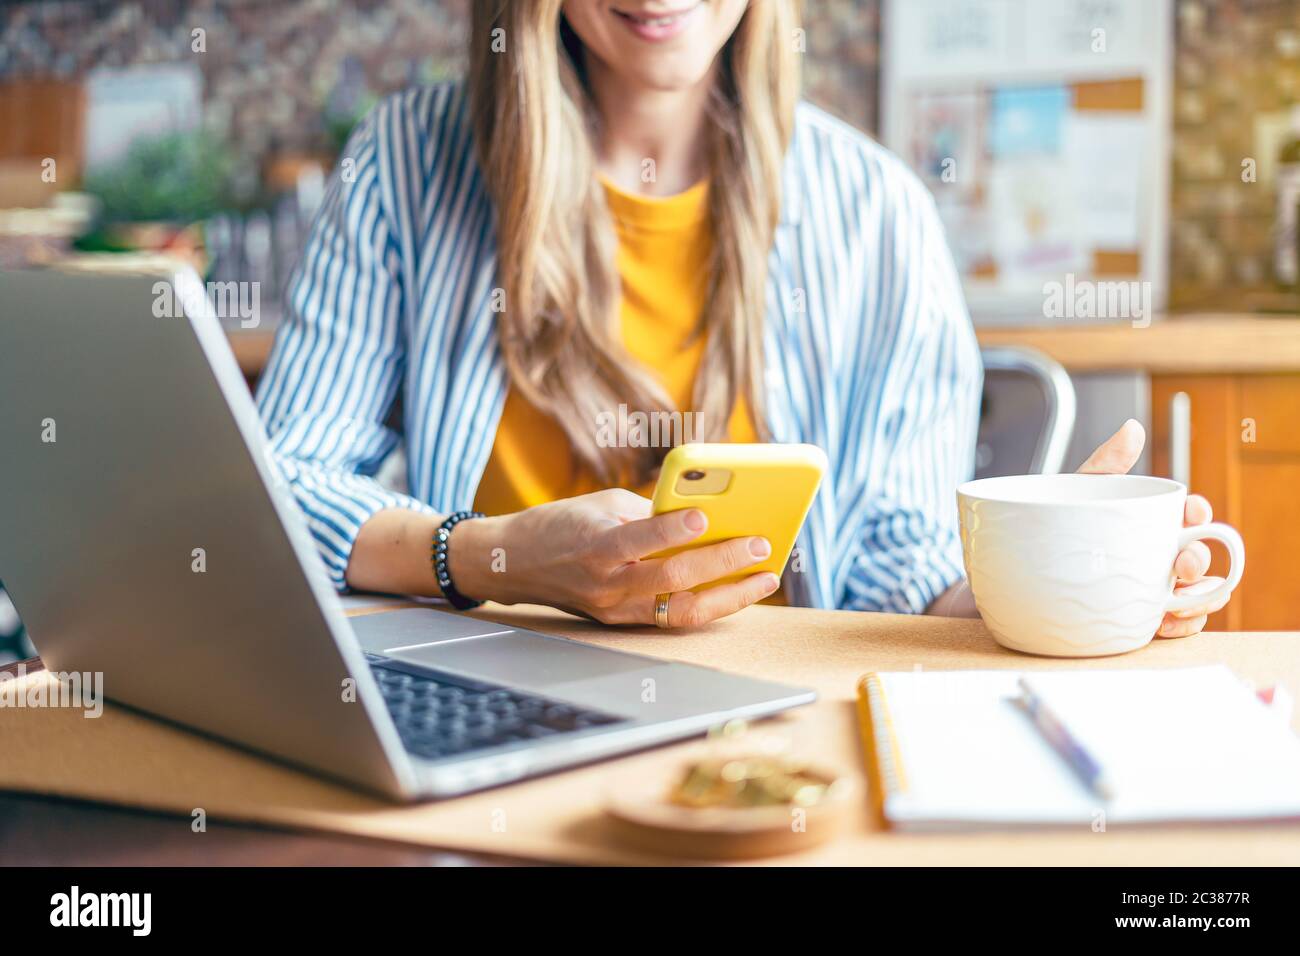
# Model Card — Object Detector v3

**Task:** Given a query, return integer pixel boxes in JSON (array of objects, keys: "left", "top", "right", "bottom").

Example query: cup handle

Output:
[{"left": 1165, "top": 522, "right": 1245, "bottom": 613}]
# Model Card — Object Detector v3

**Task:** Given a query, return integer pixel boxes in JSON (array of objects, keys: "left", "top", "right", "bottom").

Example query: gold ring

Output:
[{"left": 654, "top": 592, "right": 672, "bottom": 629}]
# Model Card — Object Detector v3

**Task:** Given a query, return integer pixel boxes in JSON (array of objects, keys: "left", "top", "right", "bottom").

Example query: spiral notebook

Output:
[{"left": 856, "top": 666, "right": 1300, "bottom": 829}]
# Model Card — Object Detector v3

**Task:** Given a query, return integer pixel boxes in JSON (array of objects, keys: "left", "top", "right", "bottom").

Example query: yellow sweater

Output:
[{"left": 473, "top": 178, "right": 759, "bottom": 513}]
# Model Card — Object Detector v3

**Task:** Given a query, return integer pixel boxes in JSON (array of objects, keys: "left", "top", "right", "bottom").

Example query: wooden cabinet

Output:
[{"left": 1151, "top": 373, "right": 1300, "bottom": 631}]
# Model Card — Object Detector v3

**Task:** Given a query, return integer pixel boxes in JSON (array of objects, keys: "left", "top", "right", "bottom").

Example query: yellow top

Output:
[{"left": 473, "top": 178, "right": 759, "bottom": 513}]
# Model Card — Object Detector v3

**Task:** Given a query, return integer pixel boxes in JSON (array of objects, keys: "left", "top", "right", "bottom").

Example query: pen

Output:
[{"left": 1015, "top": 676, "right": 1116, "bottom": 802}]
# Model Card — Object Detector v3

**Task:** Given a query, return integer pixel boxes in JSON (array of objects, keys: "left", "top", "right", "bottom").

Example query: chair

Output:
[
  {"left": 0, "top": 583, "right": 31, "bottom": 665},
  {"left": 976, "top": 346, "right": 1077, "bottom": 478}
]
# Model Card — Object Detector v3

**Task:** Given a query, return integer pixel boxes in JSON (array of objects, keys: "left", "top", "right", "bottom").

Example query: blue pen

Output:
[{"left": 1016, "top": 676, "right": 1116, "bottom": 802}]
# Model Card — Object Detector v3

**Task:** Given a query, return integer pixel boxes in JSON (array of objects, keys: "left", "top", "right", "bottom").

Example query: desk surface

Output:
[
  {"left": 0, "top": 653, "right": 527, "bottom": 866},
  {"left": 0, "top": 790, "right": 527, "bottom": 866},
  {"left": 4, "top": 602, "right": 1300, "bottom": 865}
]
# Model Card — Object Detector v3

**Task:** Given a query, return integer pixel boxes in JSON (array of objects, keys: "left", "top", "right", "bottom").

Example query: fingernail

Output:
[
  {"left": 763, "top": 574, "right": 780, "bottom": 594},
  {"left": 749, "top": 537, "right": 771, "bottom": 558},
  {"left": 683, "top": 510, "right": 706, "bottom": 533}
]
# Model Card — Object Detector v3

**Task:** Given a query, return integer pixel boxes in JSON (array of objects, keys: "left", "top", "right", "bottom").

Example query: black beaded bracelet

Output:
[{"left": 431, "top": 510, "right": 485, "bottom": 611}]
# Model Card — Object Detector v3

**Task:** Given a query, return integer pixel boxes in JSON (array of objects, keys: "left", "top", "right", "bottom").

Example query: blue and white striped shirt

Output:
[{"left": 256, "top": 83, "right": 982, "bottom": 613}]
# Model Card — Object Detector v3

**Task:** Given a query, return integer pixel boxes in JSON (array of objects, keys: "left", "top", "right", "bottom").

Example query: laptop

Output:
[{"left": 0, "top": 270, "right": 814, "bottom": 800}]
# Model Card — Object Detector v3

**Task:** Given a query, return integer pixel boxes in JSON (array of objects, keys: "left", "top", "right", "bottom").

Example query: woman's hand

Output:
[
  {"left": 450, "top": 489, "right": 779, "bottom": 627},
  {"left": 1077, "top": 419, "right": 1230, "bottom": 638}
]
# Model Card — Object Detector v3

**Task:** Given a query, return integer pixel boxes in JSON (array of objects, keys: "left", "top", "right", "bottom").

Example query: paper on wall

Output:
[
  {"left": 1063, "top": 112, "right": 1145, "bottom": 250},
  {"left": 987, "top": 157, "right": 1089, "bottom": 285}
]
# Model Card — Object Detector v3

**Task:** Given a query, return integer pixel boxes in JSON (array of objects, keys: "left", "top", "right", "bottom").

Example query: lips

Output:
[
  {"left": 611, "top": 3, "right": 700, "bottom": 41},
  {"left": 615, "top": 8, "right": 691, "bottom": 26}
]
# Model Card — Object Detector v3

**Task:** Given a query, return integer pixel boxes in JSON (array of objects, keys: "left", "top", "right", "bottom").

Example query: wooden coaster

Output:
[{"left": 604, "top": 766, "right": 855, "bottom": 861}]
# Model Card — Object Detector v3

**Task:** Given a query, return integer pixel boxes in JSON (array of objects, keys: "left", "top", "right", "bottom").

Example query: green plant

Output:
[
  {"left": 81, "top": 130, "right": 235, "bottom": 224},
  {"left": 324, "top": 92, "right": 378, "bottom": 155}
]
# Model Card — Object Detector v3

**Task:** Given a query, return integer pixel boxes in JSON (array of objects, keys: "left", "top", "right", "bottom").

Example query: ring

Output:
[{"left": 654, "top": 592, "right": 672, "bottom": 629}]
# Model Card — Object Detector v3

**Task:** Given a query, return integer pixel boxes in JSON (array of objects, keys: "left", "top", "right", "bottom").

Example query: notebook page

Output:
[
  {"left": 1024, "top": 666, "right": 1300, "bottom": 823},
  {"left": 875, "top": 668, "right": 1300, "bottom": 828},
  {"left": 879, "top": 671, "right": 1100, "bottom": 826}
]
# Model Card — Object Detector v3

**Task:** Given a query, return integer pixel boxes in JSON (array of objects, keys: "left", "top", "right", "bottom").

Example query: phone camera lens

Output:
[{"left": 683, "top": 470, "right": 706, "bottom": 481}]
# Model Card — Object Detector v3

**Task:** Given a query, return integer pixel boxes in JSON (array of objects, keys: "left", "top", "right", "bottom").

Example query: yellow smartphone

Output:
[{"left": 650, "top": 443, "right": 827, "bottom": 589}]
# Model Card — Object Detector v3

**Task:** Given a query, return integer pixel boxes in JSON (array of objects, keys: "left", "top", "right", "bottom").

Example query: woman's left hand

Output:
[{"left": 1077, "top": 419, "right": 1231, "bottom": 638}]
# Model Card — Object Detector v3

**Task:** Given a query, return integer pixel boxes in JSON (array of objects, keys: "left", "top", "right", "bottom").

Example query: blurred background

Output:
[{"left": 2, "top": 0, "right": 1299, "bottom": 654}]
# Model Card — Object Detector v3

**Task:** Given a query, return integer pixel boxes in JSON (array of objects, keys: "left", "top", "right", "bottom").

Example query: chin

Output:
[
  {"left": 629, "top": 58, "right": 715, "bottom": 91},
  {"left": 564, "top": 0, "right": 741, "bottom": 93}
]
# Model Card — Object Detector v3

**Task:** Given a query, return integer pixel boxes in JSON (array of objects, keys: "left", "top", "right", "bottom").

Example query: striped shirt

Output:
[{"left": 255, "top": 83, "right": 983, "bottom": 613}]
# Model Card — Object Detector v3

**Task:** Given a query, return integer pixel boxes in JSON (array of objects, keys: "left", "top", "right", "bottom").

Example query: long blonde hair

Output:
[{"left": 469, "top": 1, "right": 799, "bottom": 484}]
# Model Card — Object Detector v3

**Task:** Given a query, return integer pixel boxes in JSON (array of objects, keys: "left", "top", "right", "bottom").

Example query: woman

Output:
[{"left": 256, "top": 0, "right": 1228, "bottom": 635}]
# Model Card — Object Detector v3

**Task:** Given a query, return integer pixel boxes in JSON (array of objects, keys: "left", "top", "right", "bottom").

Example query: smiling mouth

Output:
[{"left": 612, "top": 4, "right": 699, "bottom": 30}]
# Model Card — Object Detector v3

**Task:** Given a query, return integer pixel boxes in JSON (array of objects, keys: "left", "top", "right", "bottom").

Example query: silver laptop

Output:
[{"left": 0, "top": 270, "right": 814, "bottom": 800}]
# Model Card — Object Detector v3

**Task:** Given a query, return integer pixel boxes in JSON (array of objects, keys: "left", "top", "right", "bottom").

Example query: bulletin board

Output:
[{"left": 880, "top": 0, "right": 1174, "bottom": 322}]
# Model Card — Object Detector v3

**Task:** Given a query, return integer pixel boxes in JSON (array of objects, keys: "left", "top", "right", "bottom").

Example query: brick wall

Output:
[
  {"left": 5, "top": 0, "right": 1298, "bottom": 302},
  {"left": 1171, "top": 0, "right": 1300, "bottom": 299}
]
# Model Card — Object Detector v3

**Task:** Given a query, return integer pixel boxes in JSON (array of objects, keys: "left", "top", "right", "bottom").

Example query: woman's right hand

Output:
[{"left": 449, "top": 489, "right": 778, "bottom": 627}]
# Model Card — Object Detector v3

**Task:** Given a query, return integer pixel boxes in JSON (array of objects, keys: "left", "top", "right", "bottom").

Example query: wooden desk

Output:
[
  {"left": 0, "top": 653, "right": 525, "bottom": 866},
  {"left": 5, "top": 604, "right": 1299, "bottom": 865},
  {"left": 0, "top": 790, "right": 526, "bottom": 866}
]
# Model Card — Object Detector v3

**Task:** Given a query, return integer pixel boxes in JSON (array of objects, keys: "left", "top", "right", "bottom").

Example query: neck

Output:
[{"left": 586, "top": 58, "right": 715, "bottom": 197}]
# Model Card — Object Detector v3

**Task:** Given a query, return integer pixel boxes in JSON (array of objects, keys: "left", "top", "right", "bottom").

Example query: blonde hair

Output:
[{"left": 469, "top": 0, "right": 799, "bottom": 484}]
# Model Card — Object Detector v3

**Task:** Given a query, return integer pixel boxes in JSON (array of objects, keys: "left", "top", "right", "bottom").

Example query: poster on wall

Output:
[{"left": 881, "top": 0, "right": 1172, "bottom": 323}]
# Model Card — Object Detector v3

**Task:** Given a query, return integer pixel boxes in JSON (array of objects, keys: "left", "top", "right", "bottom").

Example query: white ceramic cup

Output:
[{"left": 956, "top": 474, "right": 1245, "bottom": 657}]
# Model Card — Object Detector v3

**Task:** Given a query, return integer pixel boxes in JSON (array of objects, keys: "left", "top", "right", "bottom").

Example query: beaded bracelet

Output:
[{"left": 431, "top": 510, "right": 485, "bottom": 610}]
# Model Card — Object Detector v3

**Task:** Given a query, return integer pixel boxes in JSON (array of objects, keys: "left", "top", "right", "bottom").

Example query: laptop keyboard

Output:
[{"left": 366, "top": 655, "right": 629, "bottom": 762}]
